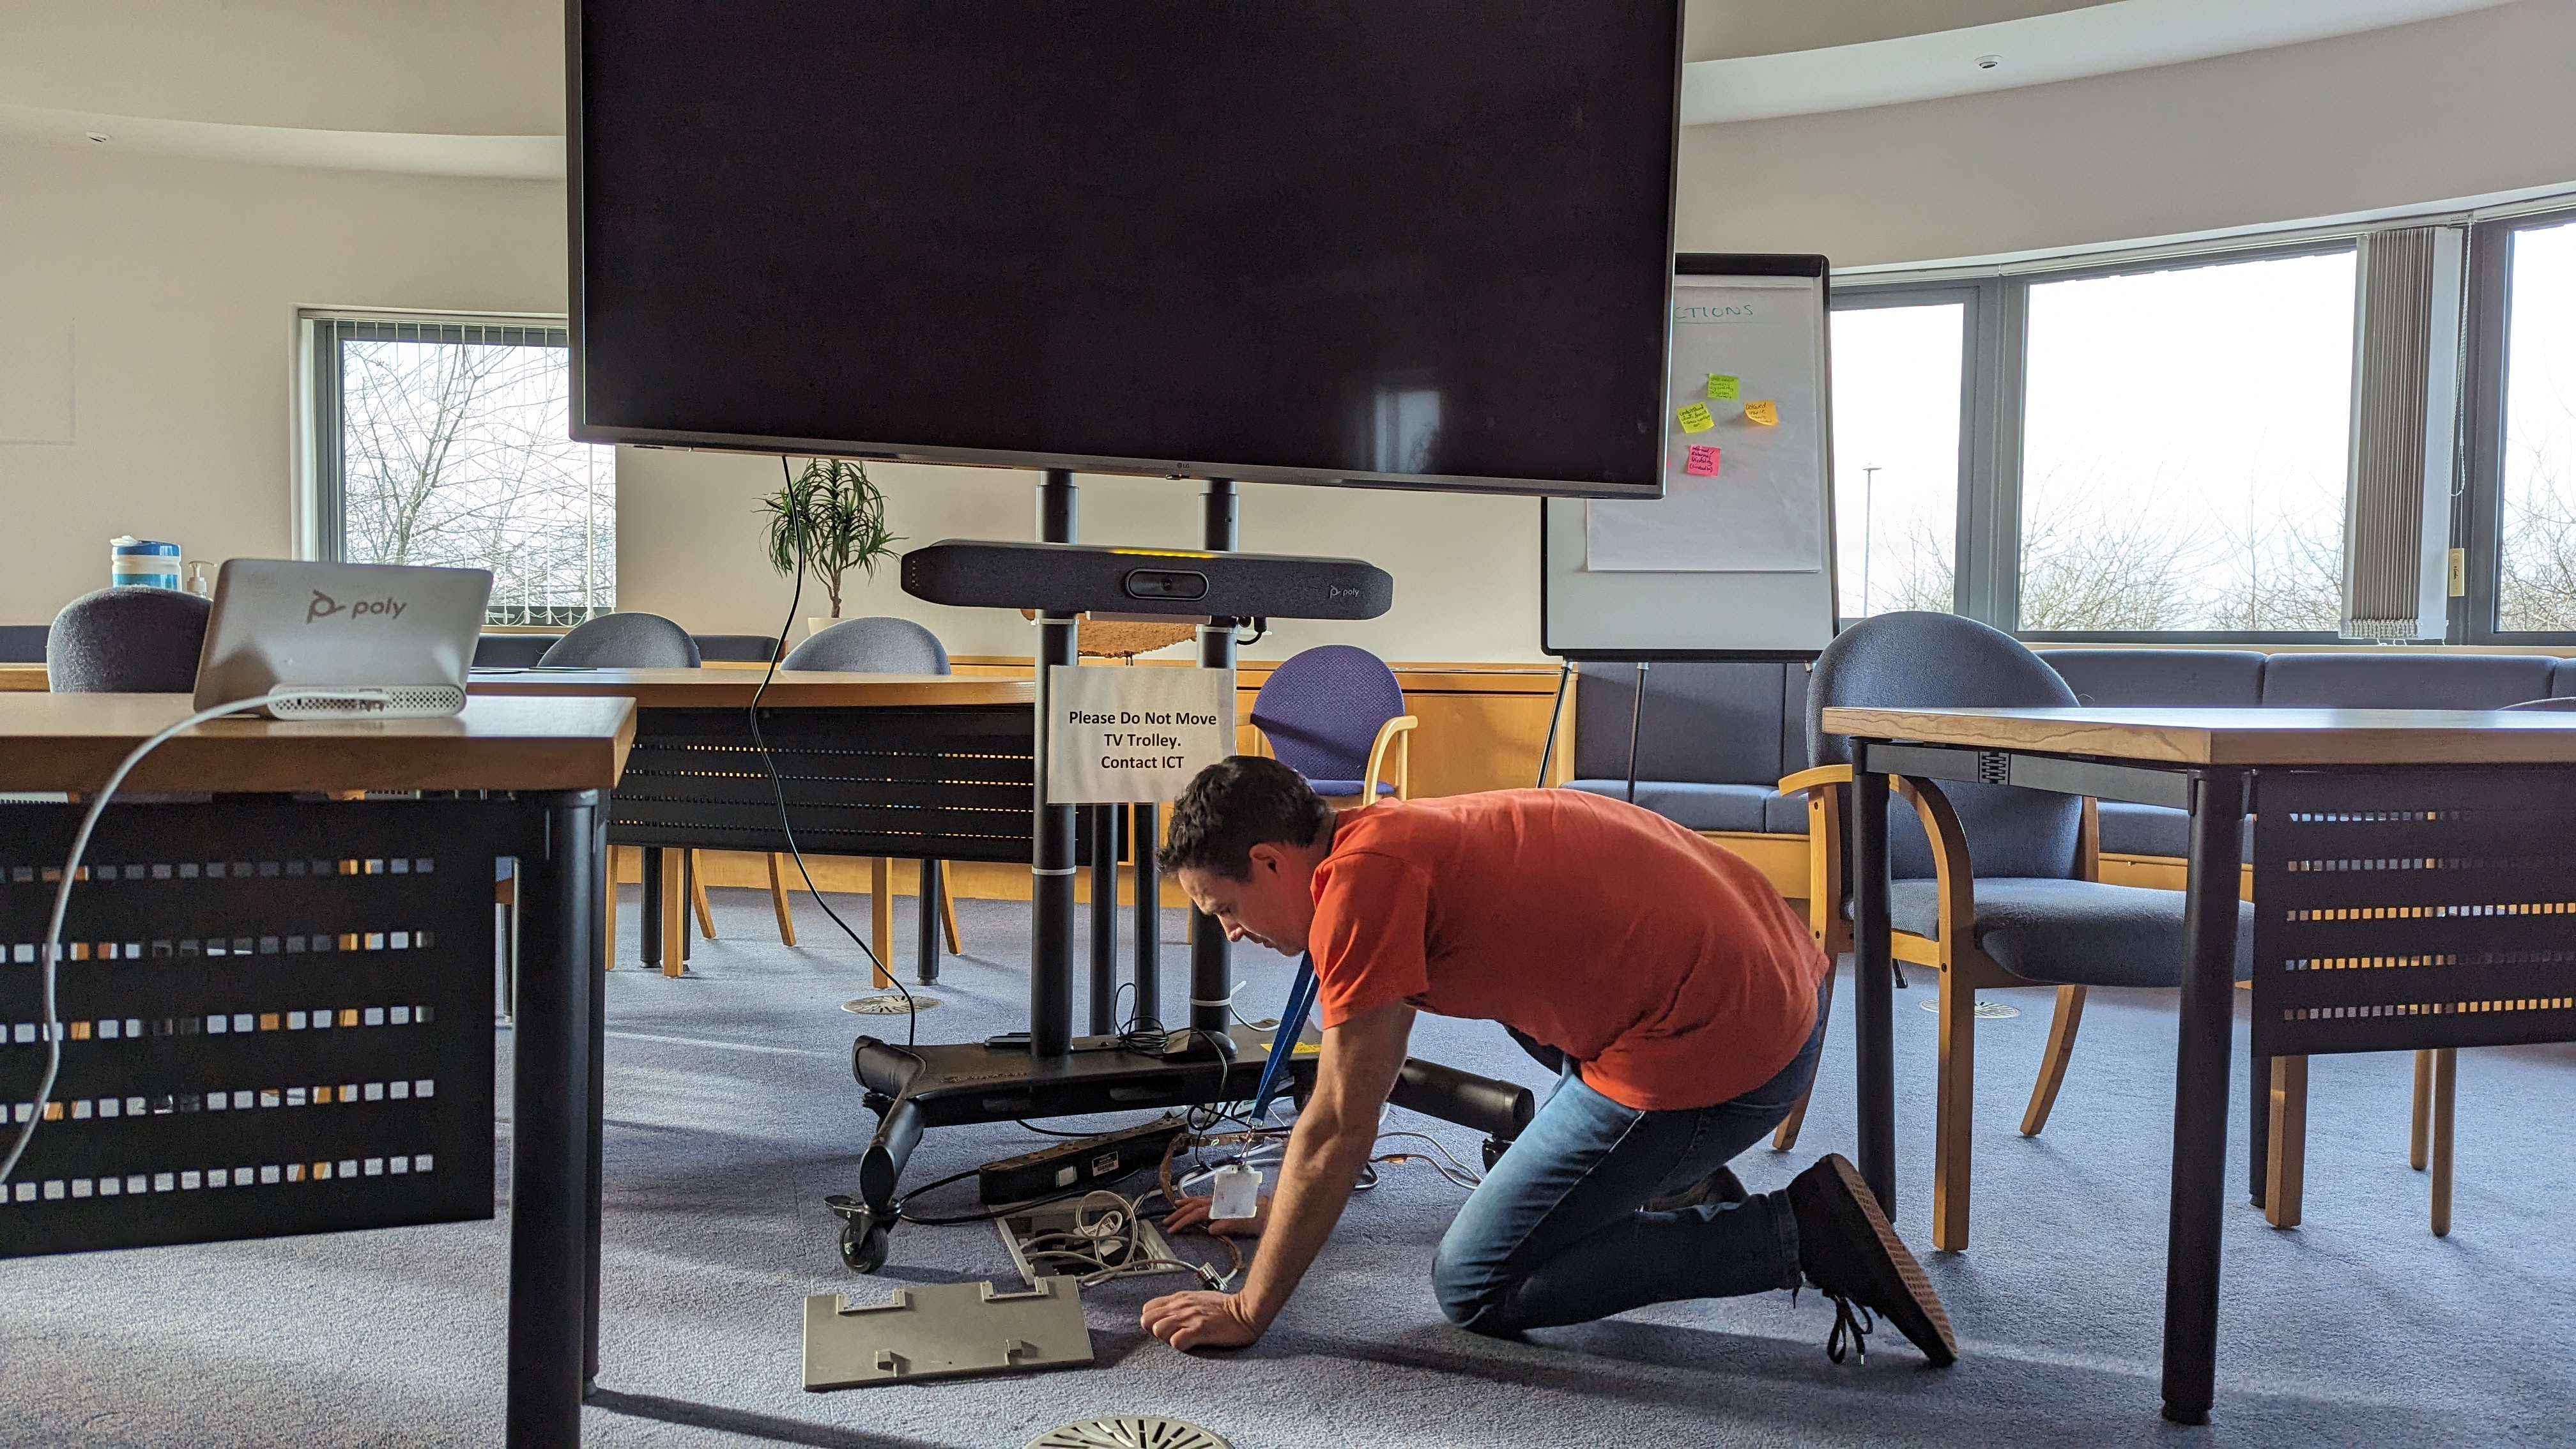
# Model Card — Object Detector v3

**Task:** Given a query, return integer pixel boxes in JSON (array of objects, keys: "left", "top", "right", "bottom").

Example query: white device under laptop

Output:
[{"left": 193, "top": 559, "right": 493, "bottom": 718}]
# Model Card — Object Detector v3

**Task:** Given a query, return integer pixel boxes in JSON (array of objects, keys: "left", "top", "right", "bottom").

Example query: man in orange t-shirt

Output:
[{"left": 1139, "top": 756, "right": 1954, "bottom": 1368}]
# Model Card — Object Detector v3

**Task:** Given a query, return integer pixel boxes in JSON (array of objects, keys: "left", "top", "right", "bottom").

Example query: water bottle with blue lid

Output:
[{"left": 109, "top": 537, "right": 181, "bottom": 591}]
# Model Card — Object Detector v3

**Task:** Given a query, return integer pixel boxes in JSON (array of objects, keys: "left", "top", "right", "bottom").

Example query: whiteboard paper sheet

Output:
[{"left": 1586, "top": 279, "right": 1824, "bottom": 574}]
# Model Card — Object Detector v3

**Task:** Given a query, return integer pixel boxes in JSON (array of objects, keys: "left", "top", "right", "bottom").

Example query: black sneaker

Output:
[
  {"left": 1787, "top": 1154, "right": 1957, "bottom": 1367},
  {"left": 1643, "top": 1163, "right": 1750, "bottom": 1213}
]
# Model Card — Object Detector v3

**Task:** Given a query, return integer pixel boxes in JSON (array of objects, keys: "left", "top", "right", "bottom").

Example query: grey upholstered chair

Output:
[
  {"left": 782, "top": 616, "right": 949, "bottom": 673},
  {"left": 764, "top": 617, "right": 962, "bottom": 955},
  {"left": 1774, "top": 611, "right": 2252, "bottom": 1252},
  {"left": 48, "top": 587, "right": 212, "bottom": 693},
  {"left": 535, "top": 612, "right": 701, "bottom": 668}
]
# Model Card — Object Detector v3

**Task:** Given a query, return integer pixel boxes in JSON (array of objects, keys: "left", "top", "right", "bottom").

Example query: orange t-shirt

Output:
[{"left": 1307, "top": 790, "right": 1826, "bottom": 1112}]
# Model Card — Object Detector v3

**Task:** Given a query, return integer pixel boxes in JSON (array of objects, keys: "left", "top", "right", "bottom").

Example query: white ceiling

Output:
[
  {"left": 0, "top": 0, "right": 2538, "bottom": 176},
  {"left": 1684, "top": 1, "right": 2112, "bottom": 63}
]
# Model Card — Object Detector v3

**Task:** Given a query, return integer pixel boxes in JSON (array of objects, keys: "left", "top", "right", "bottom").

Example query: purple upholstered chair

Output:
[{"left": 1249, "top": 645, "right": 1416, "bottom": 805}]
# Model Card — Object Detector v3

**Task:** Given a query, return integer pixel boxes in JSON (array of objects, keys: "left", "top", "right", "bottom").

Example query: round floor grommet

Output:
[{"left": 1026, "top": 1416, "right": 1230, "bottom": 1449}]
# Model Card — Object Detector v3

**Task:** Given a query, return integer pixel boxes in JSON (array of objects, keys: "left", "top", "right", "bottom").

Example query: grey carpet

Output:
[{"left": 2, "top": 885, "right": 2570, "bottom": 1446}]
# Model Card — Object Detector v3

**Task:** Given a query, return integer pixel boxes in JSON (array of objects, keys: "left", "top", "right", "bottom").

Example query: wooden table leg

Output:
[
  {"left": 659, "top": 848, "right": 687, "bottom": 977},
  {"left": 870, "top": 857, "right": 893, "bottom": 988},
  {"left": 2264, "top": 1055, "right": 2306, "bottom": 1228},
  {"left": 2410, "top": 1048, "right": 2433, "bottom": 1170}
]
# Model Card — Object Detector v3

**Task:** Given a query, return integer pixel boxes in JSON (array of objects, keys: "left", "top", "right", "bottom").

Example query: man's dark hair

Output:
[{"left": 1158, "top": 756, "right": 1332, "bottom": 879}]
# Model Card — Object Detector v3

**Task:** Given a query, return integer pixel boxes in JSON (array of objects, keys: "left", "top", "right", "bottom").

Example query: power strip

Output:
[{"left": 978, "top": 1113, "right": 1192, "bottom": 1206}]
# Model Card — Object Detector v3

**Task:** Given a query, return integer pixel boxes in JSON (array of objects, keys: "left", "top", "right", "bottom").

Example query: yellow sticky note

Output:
[
  {"left": 1706, "top": 374, "right": 1740, "bottom": 401},
  {"left": 1745, "top": 399, "right": 1779, "bottom": 426},
  {"left": 1676, "top": 402, "right": 1715, "bottom": 433}
]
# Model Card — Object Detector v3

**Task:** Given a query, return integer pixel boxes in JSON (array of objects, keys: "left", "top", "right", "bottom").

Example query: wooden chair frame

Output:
[
  {"left": 1249, "top": 714, "right": 1418, "bottom": 807},
  {"left": 1767, "top": 764, "right": 2096, "bottom": 1252}
]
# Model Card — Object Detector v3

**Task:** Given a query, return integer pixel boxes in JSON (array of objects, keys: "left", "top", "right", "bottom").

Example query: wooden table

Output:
[
  {"left": 1822, "top": 705, "right": 2576, "bottom": 1427},
  {"left": 0, "top": 692, "right": 634, "bottom": 1445},
  {"left": 468, "top": 670, "right": 1038, "bottom": 980}
]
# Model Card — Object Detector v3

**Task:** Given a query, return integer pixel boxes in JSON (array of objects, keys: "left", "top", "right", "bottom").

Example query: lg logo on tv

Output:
[{"left": 307, "top": 590, "right": 410, "bottom": 624}]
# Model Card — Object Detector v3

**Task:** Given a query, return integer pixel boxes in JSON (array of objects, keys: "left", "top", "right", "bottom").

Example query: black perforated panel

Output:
[
  {"left": 0, "top": 798, "right": 507, "bottom": 1257},
  {"left": 2250, "top": 767, "right": 2576, "bottom": 1059},
  {"left": 607, "top": 705, "right": 1036, "bottom": 863}
]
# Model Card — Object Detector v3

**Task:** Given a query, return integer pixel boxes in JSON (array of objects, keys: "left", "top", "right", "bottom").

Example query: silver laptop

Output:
[{"left": 194, "top": 560, "right": 492, "bottom": 718}]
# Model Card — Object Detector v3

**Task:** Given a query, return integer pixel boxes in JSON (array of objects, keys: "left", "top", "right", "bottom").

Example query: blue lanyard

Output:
[{"left": 1249, "top": 952, "right": 1321, "bottom": 1122}]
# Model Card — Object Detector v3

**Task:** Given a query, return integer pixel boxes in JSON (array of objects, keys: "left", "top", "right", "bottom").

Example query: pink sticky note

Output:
[{"left": 1684, "top": 444, "right": 1721, "bottom": 477}]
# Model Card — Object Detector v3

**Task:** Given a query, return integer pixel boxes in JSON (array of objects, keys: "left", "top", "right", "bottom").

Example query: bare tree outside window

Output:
[
  {"left": 334, "top": 328, "right": 613, "bottom": 624},
  {"left": 2018, "top": 252, "right": 2354, "bottom": 632},
  {"left": 1828, "top": 302, "right": 1963, "bottom": 618},
  {"left": 2499, "top": 219, "right": 2576, "bottom": 632}
]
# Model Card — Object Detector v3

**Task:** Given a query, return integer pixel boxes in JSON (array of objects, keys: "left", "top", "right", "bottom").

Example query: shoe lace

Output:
[{"left": 1824, "top": 1291, "right": 1875, "bottom": 1365}]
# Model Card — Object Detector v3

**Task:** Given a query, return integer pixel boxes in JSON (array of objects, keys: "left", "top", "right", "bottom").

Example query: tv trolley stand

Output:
[{"left": 834, "top": 471, "right": 1536, "bottom": 1274}]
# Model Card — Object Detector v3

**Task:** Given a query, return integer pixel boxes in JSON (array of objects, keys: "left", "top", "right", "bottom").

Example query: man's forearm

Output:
[{"left": 1232, "top": 1101, "right": 1380, "bottom": 1328}]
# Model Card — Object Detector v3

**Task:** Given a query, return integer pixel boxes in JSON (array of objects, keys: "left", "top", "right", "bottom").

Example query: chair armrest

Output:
[
  {"left": 1778, "top": 764, "right": 1852, "bottom": 795},
  {"left": 1362, "top": 715, "right": 1419, "bottom": 804},
  {"left": 1890, "top": 775, "right": 1977, "bottom": 952}
]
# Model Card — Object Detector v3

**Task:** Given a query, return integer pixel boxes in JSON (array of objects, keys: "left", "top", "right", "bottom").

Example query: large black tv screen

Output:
[{"left": 571, "top": 2, "right": 1683, "bottom": 497}]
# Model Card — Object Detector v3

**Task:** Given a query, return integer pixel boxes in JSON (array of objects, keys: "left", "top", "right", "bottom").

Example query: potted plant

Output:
[{"left": 760, "top": 458, "right": 901, "bottom": 627}]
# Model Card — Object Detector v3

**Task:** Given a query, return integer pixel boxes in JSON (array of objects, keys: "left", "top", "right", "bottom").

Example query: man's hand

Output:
[
  {"left": 1141, "top": 1289, "right": 1267, "bottom": 1351},
  {"left": 1163, "top": 1190, "right": 1274, "bottom": 1237}
]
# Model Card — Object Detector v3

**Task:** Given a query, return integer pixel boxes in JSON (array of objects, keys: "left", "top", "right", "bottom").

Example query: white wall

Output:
[
  {"left": 8, "top": 0, "right": 2576, "bottom": 659},
  {"left": 0, "top": 139, "right": 560, "bottom": 626},
  {"left": 1680, "top": 0, "right": 2576, "bottom": 265}
]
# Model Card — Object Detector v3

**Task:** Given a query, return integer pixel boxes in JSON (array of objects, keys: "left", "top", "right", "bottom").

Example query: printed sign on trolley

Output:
[{"left": 1043, "top": 666, "right": 1236, "bottom": 804}]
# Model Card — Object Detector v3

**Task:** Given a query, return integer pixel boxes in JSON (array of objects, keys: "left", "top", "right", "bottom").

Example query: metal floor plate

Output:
[{"left": 802, "top": 1276, "right": 1091, "bottom": 1391}]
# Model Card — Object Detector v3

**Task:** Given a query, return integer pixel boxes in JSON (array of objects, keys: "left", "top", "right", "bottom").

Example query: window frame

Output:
[
  {"left": 2460, "top": 204, "right": 2576, "bottom": 645},
  {"left": 298, "top": 308, "right": 611, "bottom": 625},
  {"left": 1824, "top": 281, "right": 1991, "bottom": 624}
]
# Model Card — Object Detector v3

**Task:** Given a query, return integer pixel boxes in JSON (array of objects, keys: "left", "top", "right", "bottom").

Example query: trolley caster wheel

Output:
[
  {"left": 838, "top": 1211, "right": 889, "bottom": 1274},
  {"left": 825, "top": 1193, "right": 891, "bottom": 1274}
]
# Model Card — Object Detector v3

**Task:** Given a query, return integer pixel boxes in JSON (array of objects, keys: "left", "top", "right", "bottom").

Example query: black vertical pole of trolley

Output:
[
  {"left": 1132, "top": 801, "right": 1162, "bottom": 1030},
  {"left": 1089, "top": 801, "right": 1119, "bottom": 1034},
  {"left": 1188, "top": 479, "right": 1238, "bottom": 1046},
  {"left": 1031, "top": 470, "right": 1080, "bottom": 1059}
]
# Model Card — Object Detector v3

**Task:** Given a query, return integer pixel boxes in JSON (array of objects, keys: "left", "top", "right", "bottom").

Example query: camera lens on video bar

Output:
[{"left": 1123, "top": 569, "right": 1208, "bottom": 601}]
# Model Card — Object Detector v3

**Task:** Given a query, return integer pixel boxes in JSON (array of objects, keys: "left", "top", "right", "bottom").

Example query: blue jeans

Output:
[{"left": 1432, "top": 989, "right": 1827, "bottom": 1335}]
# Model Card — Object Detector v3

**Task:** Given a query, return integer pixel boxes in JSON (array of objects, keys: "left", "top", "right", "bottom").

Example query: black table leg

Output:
[
  {"left": 585, "top": 811, "right": 608, "bottom": 1395},
  {"left": 1850, "top": 749, "right": 1896, "bottom": 1215},
  {"left": 2161, "top": 769, "right": 2246, "bottom": 1426},
  {"left": 917, "top": 859, "right": 942, "bottom": 985},
  {"left": 507, "top": 790, "right": 601, "bottom": 1445}
]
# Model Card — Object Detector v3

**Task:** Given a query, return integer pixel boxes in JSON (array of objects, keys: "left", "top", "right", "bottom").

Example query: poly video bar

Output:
[{"left": 901, "top": 540, "right": 1393, "bottom": 620}]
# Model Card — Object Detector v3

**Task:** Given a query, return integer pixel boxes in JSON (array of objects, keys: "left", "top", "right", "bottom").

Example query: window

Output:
[
  {"left": 1829, "top": 299, "right": 1965, "bottom": 618},
  {"left": 2495, "top": 218, "right": 2576, "bottom": 632},
  {"left": 2015, "top": 249, "right": 2356, "bottom": 634},
  {"left": 307, "top": 315, "right": 613, "bottom": 625}
]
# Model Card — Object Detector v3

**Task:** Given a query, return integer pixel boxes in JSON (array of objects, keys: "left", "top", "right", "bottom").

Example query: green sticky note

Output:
[
  {"left": 1676, "top": 402, "right": 1715, "bottom": 434},
  {"left": 1706, "top": 374, "right": 1740, "bottom": 401}
]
